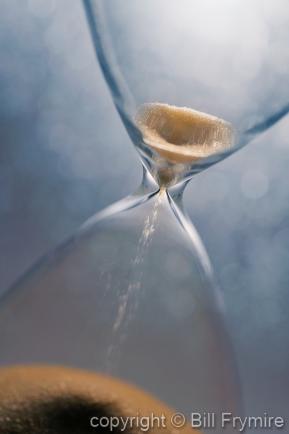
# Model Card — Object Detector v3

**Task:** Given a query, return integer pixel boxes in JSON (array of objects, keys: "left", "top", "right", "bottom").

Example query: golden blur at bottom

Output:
[{"left": 0, "top": 365, "right": 201, "bottom": 434}]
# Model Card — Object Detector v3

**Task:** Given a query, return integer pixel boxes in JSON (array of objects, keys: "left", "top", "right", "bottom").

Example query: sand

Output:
[{"left": 135, "top": 103, "right": 234, "bottom": 164}]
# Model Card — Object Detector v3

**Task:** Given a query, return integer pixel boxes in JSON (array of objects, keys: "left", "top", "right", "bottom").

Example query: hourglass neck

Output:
[{"left": 137, "top": 166, "right": 189, "bottom": 207}]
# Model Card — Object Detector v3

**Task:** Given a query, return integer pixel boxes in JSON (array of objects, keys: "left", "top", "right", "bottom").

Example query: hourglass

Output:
[{"left": 1, "top": 1, "right": 289, "bottom": 433}]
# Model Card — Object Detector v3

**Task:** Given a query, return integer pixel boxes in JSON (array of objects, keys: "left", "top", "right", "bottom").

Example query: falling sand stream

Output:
[{"left": 107, "top": 191, "right": 162, "bottom": 368}]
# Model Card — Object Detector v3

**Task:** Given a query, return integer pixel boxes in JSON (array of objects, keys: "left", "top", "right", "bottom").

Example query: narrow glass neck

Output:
[{"left": 136, "top": 165, "right": 190, "bottom": 206}]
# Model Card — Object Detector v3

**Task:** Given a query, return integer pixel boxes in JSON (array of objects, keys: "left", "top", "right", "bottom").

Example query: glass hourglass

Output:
[{"left": 1, "top": 1, "right": 289, "bottom": 432}]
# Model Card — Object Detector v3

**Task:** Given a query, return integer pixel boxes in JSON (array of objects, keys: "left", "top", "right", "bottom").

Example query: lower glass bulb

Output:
[{"left": 0, "top": 170, "right": 240, "bottom": 433}]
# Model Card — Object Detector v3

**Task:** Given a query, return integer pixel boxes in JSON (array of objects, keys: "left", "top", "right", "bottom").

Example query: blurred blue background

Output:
[{"left": 0, "top": 0, "right": 288, "bottom": 429}]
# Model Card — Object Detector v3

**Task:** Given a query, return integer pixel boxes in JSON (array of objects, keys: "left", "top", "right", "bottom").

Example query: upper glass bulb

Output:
[{"left": 84, "top": 0, "right": 289, "bottom": 185}]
